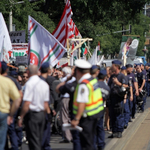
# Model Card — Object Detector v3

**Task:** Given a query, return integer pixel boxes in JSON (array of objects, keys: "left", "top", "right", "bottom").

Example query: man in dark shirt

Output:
[
  {"left": 108, "top": 60, "right": 128, "bottom": 138},
  {"left": 136, "top": 64, "right": 146, "bottom": 112},
  {"left": 1, "top": 61, "right": 22, "bottom": 150},
  {"left": 145, "top": 63, "right": 150, "bottom": 97},
  {"left": 40, "top": 62, "right": 52, "bottom": 150},
  {"left": 126, "top": 64, "right": 139, "bottom": 120}
]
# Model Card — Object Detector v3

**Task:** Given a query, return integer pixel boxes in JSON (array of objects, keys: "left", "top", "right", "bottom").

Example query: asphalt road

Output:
[{"left": 20, "top": 97, "right": 150, "bottom": 150}]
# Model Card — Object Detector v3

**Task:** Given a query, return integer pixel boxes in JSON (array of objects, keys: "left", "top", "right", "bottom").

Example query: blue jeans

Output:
[
  {"left": 124, "top": 99, "right": 130, "bottom": 126},
  {"left": 0, "top": 111, "right": 8, "bottom": 150}
]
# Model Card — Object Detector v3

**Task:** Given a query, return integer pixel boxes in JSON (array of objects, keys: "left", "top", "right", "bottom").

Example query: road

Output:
[{"left": 20, "top": 97, "right": 150, "bottom": 150}]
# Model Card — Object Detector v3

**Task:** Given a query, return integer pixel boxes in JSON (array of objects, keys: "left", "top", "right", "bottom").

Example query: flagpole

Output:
[{"left": 67, "top": 39, "right": 70, "bottom": 65}]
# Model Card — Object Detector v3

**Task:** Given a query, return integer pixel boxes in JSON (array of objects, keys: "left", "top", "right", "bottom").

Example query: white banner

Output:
[
  {"left": 10, "top": 30, "right": 26, "bottom": 43},
  {"left": 0, "top": 13, "right": 12, "bottom": 63}
]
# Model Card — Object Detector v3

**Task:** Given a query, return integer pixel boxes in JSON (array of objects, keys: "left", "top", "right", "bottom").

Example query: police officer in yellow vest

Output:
[{"left": 71, "top": 59, "right": 104, "bottom": 150}]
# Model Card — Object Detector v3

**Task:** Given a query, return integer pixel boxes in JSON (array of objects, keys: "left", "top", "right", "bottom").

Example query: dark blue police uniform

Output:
[
  {"left": 137, "top": 71, "right": 146, "bottom": 112},
  {"left": 108, "top": 60, "right": 128, "bottom": 138},
  {"left": 146, "top": 65, "right": 150, "bottom": 97},
  {"left": 94, "top": 69, "right": 110, "bottom": 150}
]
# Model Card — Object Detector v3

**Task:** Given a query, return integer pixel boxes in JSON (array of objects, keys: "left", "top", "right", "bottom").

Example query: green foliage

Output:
[{"left": 0, "top": 0, "right": 150, "bottom": 57}]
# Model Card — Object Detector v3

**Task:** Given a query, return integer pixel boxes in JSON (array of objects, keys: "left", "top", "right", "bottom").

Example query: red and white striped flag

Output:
[{"left": 52, "top": 0, "right": 72, "bottom": 47}]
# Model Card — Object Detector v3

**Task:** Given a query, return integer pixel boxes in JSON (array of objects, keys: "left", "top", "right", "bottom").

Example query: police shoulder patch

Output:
[{"left": 81, "top": 88, "right": 85, "bottom": 94}]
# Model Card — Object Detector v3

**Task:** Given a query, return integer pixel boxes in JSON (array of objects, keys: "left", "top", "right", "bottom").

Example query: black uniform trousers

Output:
[
  {"left": 79, "top": 117, "right": 98, "bottom": 150},
  {"left": 24, "top": 111, "right": 45, "bottom": 150}
]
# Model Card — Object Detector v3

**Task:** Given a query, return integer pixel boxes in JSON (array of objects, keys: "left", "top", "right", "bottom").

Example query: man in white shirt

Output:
[{"left": 18, "top": 65, "right": 49, "bottom": 150}]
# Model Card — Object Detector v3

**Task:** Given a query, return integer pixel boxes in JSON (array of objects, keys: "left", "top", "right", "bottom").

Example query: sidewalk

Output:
[{"left": 105, "top": 108, "right": 150, "bottom": 150}]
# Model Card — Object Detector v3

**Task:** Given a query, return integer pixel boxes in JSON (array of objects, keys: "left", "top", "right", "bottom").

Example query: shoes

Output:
[
  {"left": 129, "top": 119, "right": 132, "bottom": 122},
  {"left": 132, "top": 116, "right": 135, "bottom": 119},
  {"left": 124, "top": 124, "right": 128, "bottom": 129},
  {"left": 108, "top": 132, "right": 118, "bottom": 138},
  {"left": 59, "top": 139, "right": 70, "bottom": 143},
  {"left": 98, "top": 147, "right": 104, "bottom": 150},
  {"left": 117, "top": 132, "right": 122, "bottom": 138}
]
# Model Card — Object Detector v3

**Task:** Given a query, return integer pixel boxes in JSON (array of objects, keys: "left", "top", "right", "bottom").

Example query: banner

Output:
[
  {"left": 118, "top": 35, "right": 140, "bottom": 60},
  {"left": 10, "top": 30, "right": 26, "bottom": 43},
  {"left": 0, "top": 13, "right": 12, "bottom": 62}
]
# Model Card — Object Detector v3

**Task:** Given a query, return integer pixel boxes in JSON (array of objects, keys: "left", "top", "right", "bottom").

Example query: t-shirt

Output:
[
  {"left": 0, "top": 75, "right": 20, "bottom": 113},
  {"left": 98, "top": 81, "right": 110, "bottom": 101},
  {"left": 137, "top": 72, "right": 146, "bottom": 88},
  {"left": 108, "top": 72, "right": 128, "bottom": 102}
]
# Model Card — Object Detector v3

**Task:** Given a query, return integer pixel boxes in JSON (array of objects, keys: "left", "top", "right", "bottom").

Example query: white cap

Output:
[{"left": 75, "top": 59, "right": 92, "bottom": 69}]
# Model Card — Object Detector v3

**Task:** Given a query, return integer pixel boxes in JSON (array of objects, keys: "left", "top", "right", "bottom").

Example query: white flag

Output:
[
  {"left": 28, "top": 16, "right": 67, "bottom": 67},
  {"left": 88, "top": 47, "right": 98, "bottom": 65},
  {"left": 0, "top": 13, "right": 12, "bottom": 62}
]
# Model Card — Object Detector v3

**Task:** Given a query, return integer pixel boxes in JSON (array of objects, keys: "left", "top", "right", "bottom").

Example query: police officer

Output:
[
  {"left": 136, "top": 64, "right": 146, "bottom": 112},
  {"left": 126, "top": 64, "right": 139, "bottom": 120},
  {"left": 71, "top": 59, "right": 104, "bottom": 150},
  {"left": 94, "top": 68, "right": 110, "bottom": 150},
  {"left": 108, "top": 60, "right": 128, "bottom": 138},
  {"left": 145, "top": 63, "right": 150, "bottom": 97},
  {"left": 141, "top": 63, "right": 147, "bottom": 105},
  {"left": 121, "top": 66, "right": 130, "bottom": 129}
]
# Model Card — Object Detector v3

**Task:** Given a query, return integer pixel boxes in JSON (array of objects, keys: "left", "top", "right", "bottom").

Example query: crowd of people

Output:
[{"left": 0, "top": 58, "right": 149, "bottom": 150}]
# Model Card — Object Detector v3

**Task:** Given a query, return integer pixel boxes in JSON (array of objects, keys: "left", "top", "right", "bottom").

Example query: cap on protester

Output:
[
  {"left": 41, "top": 62, "right": 49, "bottom": 73},
  {"left": 126, "top": 64, "right": 133, "bottom": 68},
  {"left": 75, "top": 59, "right": 92, "bottom": 69},
  {"left": 121, "top": 66, "right": 126, "bottom": 70},
  {"left": 112, "top": 60, "right": 122, "bottom": 65},
  {"left": 99, "top": 68, "right": 107, "bottom": 76},
  {"left": 91, "top": 65, "right": 98, "bottom": 70},
  {"left": 41, "top": 62, "right": 49, "bottom": 69},
  {"left": 136, "top": 64, "right": 141, "bottom": 67},
  {"left": 1, "top": 61, "right": 8, "bottom": 73}
]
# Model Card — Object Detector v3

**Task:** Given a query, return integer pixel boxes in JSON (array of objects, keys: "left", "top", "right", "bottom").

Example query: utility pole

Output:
[{"left": 9, "top": 1, "right": 24, "bottom": 32}]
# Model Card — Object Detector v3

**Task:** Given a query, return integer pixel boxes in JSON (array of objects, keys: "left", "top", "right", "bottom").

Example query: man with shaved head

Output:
[{"left": 18, "top": 65, "right": 50, "bottom": 150}]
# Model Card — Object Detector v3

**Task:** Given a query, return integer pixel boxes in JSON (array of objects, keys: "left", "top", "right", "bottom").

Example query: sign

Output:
[
  {"left": 15, "top": 56, "right": 28, "bottom": 65},
  {"left": 8, "top": 43, "right": 28, "bottom": 58},
  {"left": 10, "top": 30, "right": 26, "bottom": 43}
]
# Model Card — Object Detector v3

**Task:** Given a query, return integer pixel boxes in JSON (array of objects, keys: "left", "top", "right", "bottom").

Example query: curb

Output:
[{"left": 105, "top": 108, "right": 150, "bottom": 150}]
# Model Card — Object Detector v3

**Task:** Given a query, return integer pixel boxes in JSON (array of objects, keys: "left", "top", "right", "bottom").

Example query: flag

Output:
[
  {"left": 88, "top": 47, "right": 98, "bottom": 65},
  {"left": 52, "top": 0, "right": 72, "bottom": 47},
  {"left": 28, "top": 16, "right": 67, "bottom": 67},
  {"left": 0, "top": 13, "right": 12, "bottom": 63}
]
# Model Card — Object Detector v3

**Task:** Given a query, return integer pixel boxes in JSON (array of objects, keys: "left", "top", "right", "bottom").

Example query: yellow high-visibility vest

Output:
[{"left": 73, "top": 78, "right": 104, "bottom": 117}]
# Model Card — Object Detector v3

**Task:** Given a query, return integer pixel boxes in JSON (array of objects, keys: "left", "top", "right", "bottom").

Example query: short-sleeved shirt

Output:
[
  {"left": 76, "top": 73, "right": 91, "bottom": 103},
  {"left": 146, "top": 68, "right": 150, "bottom": 82},
  {"left": 23, "top": 75, "right": 49, "bottom": 112},
  {"left": 137, "top": 72, "right": 146, "bottom": 88},
  {"left": 108, "top": 72, "right": 128, "bottom": 100},
  {"left": 0, "top": 75, "right": 20, "bottom": 113},
  {"left": 98, "top": 81, "right": 110, "bottom": 101},
  {"left": 127, "top": 73, "right": 136, "bottom": 89}
]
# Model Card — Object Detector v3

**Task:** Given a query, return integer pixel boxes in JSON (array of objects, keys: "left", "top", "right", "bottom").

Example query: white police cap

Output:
[{"left": 75, "top": 59, "right": 92, "bottom": 69}]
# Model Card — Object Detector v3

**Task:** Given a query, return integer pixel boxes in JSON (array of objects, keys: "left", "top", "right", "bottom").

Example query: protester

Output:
[
  {"left": 1, "top": 61, "right": 23, "bottom": 150},
  {"left": 18, "top": 65, "right": 50, "bottom": 150},
  {"left": 59, "top": 66, "right": 73, "bottom": 143},
  {"left": 0, "top": 62, "right": 21, "bottom": 150}
]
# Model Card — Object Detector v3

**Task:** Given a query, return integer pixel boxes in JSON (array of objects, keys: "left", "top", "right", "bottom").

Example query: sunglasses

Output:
[{"left": 23, "top": 76, "right": 28, "bottom": 78}]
